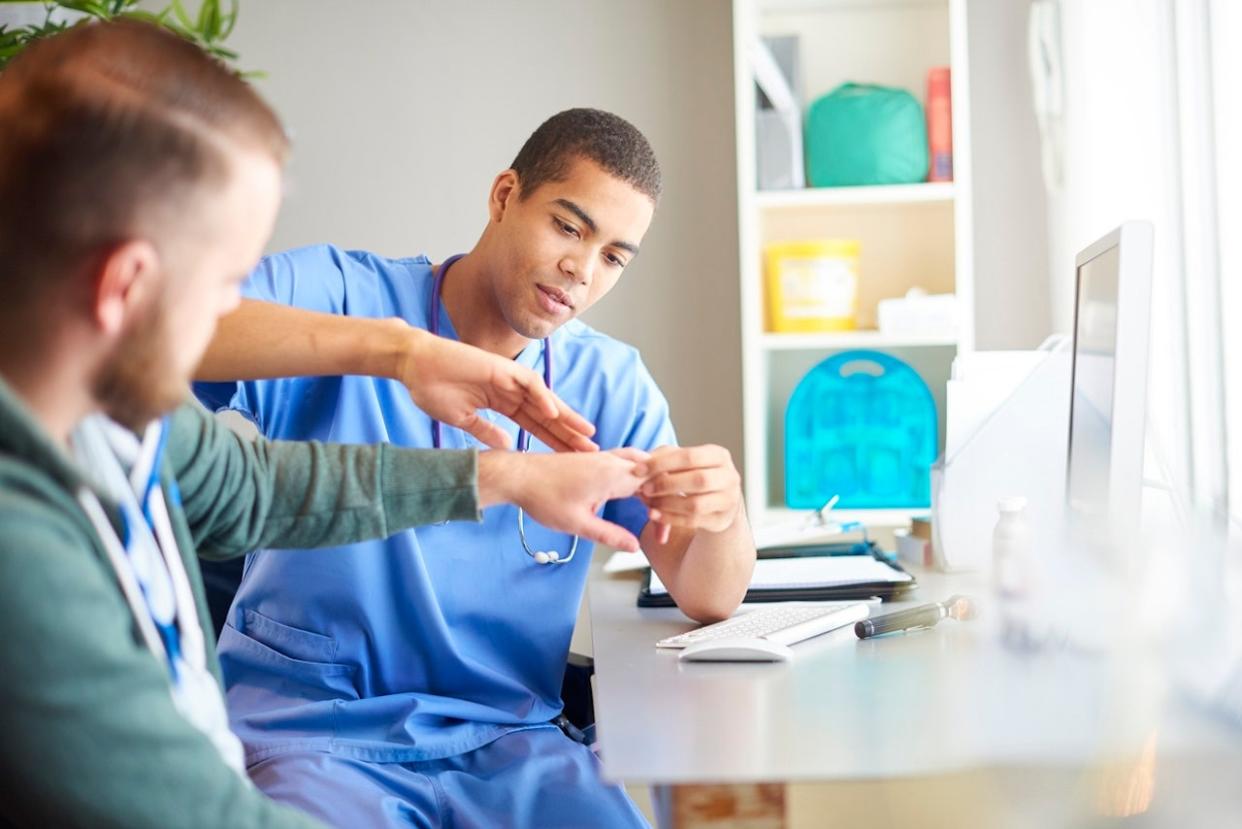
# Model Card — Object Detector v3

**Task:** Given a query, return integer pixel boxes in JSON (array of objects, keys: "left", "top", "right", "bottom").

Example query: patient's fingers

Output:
[
  {"left": 575, "top": 515, "right": 640, "bottom": 552},
  {"left": 454, "top": 411, "right": 513, "bottom": 450}
]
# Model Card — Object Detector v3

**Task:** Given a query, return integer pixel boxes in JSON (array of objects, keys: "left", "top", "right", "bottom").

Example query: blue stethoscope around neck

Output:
[{"left": 428, "top": 254, "right": 579, "bottom": 566}]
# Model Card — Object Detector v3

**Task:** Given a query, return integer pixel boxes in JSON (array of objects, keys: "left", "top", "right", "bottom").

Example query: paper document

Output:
[
  {"left": 646, "top": 555, "right": 911, "bottom": 597},
  {"left": 602, "top": 549, "right": 650, "bottom": 575},
  {"left": 753, "top": 518, "right": 867, "bottom": 551}
]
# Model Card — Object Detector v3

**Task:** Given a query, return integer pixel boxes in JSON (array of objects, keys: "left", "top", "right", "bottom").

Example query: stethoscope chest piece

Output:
[{"left": 430, "top": 254, "right": 581, "bottom": 568}]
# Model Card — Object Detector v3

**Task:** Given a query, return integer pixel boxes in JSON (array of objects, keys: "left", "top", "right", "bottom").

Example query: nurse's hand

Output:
[
  {"left": 398, "top": 328, "right": 598, "bottom": 453},
  {"left": 479, "top": 448, "right": 650, "bottom": 552},
  {"left": 637, "top": 445, "right": 743, "bottom": 537}
]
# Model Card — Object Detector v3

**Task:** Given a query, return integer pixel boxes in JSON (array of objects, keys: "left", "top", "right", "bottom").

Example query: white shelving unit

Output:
[
  {"left": 732, "top": 0, "right": 975, "bottom": 532},
  {"left": 755, "top": 181, "right": 956, "bottom": 210},
  {"left": 760, "top": 331, "right": 959, "bottom": 351}
]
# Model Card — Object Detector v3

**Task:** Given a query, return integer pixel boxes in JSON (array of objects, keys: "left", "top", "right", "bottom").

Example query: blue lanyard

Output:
[
  {"left": 428, "top": 253, "right": 552, "bottom": 451},
  {"left": 132, "top": 425, "right": 183, "bottom": 682},
  {"left": 92, "top": 420, "right": 184, "bottom": 684}
]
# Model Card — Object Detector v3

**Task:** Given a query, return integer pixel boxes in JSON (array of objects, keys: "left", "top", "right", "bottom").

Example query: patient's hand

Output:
[
  {"left": 398, "top": 327, "right": 598, "bottom": 453},
  {"left": 479, "top": 448, "right": 650, "bottom": 552}
]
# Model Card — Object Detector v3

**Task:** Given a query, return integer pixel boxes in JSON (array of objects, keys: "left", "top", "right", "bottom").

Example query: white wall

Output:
[
  {"left": 1043, "top": 0, "right": 1181, "bottom": 333},
  {"left": 965, "top": 0, "right": 1051, "bottom": 349},
  {"left": 224, "top": 0, "right": 744, "bottom": 458}
]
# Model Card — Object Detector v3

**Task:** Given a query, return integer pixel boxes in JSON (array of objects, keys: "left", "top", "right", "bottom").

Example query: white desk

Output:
[{"left": 588, "top": 564, "right": 1242, "bottom": 827}]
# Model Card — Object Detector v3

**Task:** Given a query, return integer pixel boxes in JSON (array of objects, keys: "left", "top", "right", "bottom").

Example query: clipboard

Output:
[
  {"left": 756, "top": 538, "right": 879, "bottom": 559},
  {"left": 637, "top": 546, "right": 917, "bottom": 607}
]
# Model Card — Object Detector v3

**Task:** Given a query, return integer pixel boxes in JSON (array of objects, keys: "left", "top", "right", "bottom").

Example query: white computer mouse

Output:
[{"left": 677, "top": 637, "right": 794, "bottom": 663}]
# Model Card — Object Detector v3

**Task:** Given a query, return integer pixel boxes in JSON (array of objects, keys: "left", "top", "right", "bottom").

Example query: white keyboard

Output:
[{"left": 656, "top": 602, "right": 872, "bottom": 649}]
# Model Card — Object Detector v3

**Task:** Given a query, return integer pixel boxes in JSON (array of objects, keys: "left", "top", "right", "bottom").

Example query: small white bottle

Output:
[{"left": 992, "top": 496, "right": 1032, "bottom": 598}]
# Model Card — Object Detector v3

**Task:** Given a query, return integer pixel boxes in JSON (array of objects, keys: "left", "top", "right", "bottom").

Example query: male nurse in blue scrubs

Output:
[{"left": 194, "top": 108, "right": 756, "bottom": 827}]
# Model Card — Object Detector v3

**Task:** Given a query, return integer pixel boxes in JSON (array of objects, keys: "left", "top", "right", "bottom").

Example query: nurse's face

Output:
[
  {"left": 488, "top": 156, "right": 654, "bottom": 340},
  {"left": 93, "top": 146, "right": 282, "bottom": 429}
]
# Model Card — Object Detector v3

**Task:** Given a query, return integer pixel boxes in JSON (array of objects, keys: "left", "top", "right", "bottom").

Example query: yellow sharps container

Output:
[{"left": 764, "top": 239, "right": 860, "bottom": 333}]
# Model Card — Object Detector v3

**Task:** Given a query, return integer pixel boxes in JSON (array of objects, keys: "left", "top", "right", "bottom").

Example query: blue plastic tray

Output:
[{"left": 784, "top": 350, "right": 936, "bottom": 509}]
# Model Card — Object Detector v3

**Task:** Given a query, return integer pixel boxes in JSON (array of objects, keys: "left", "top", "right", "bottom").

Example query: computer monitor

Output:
[{"left": 1065, "top": 221, "right": 1154, "bottom": 529}]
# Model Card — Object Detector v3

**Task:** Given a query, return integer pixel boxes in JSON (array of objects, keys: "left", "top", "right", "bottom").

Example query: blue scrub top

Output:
[{"left": 201, "top": 244, "right": 676, "bottom": 765}]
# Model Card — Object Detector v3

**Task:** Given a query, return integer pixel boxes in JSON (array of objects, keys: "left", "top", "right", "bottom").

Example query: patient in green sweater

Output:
[{"left": 0, "top": 19, "right": 650, "bottom": 829}]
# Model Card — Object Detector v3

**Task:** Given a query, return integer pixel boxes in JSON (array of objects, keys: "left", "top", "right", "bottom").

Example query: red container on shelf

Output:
[{"left": 926, "top": 66, "right": 953, "bottom": 182}]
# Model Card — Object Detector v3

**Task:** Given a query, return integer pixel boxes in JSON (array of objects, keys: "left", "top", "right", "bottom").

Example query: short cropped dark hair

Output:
[
  {"left": 510, "top": 108, "right": 662, "bottom": 203},
  {"left": 0, "top": 19, "right": 288, "bottom": 310}
]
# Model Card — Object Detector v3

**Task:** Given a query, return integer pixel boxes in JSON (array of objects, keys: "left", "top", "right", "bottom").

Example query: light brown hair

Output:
[{"left": 0, "top": 19, "right": 288, "bottom": 311}]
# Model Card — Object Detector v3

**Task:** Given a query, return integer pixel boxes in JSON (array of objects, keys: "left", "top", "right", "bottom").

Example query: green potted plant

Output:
[{"left": 0, "top": 1, "right": 249, "bottom": 72}]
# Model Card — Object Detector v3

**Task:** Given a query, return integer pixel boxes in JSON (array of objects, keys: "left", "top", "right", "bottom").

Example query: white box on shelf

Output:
[{"left": 876, "top": 289, "right": 959, "bottom": 338}]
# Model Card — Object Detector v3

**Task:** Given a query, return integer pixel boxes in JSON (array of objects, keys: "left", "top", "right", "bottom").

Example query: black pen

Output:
[{"left": 854, "top": 594, "right": 976, "bottom": 639}]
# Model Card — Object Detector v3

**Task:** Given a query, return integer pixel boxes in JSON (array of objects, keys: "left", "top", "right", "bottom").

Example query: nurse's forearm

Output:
[
  {"left": 663, "top": 507, "right": 755, "bottom": 623},
  {"left": 196, "top": 299, "right": 415, "bottom": 382}
]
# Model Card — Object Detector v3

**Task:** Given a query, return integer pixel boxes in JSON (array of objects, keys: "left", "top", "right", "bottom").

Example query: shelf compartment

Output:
[{"left": 759, "top": 200, "right": 956, "bottom": 329}]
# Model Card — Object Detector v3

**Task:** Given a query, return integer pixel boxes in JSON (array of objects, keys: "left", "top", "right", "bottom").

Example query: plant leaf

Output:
[
  {"left": 218, "top": 0, "right": 238, "bottom": 41},
  {"left": 0, "top": 0, "right": 257, "bottom": 76},
  {"left": 169, "top": 0, "right": 194, "bottom": 31},
  {"left": 198, "top": 0, "right": 219, "bottom": 41}
]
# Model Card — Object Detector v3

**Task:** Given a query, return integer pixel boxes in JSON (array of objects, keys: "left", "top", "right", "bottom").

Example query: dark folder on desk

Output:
[{"left": 637, "top": 548, "right": 916, "bottom": 607}]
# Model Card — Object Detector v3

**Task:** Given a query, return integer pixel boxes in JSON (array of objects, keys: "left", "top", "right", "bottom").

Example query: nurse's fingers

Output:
[
  {"left": 574, "top": 515, "right": 641, "bottom": 553},
  {"left": 641, "top": 465, "right": 739, "bottom": 499},
  {"left": 643, "top": 490, "right": 737, "bottom": 519},
  {"left": 647, "top": 505, "right": 735, "bottom": 531},
  {"left": 640, "top": 445, "right": 732, "bottom": 477}
]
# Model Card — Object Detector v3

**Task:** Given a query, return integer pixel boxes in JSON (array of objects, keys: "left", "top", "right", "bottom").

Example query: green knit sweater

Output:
[{"left": 0, "top": 378, "right": 480, "bottom": 828}]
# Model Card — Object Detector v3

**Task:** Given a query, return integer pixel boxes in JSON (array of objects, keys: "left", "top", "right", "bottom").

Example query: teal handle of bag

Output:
[{"left": 834, "top": 82, "right": 886, "bottom": 97}]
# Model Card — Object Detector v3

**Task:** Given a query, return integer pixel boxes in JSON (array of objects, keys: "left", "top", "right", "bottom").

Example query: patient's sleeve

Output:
[{"left": 166, "top": 401, "right": 480, "bottom": 561}]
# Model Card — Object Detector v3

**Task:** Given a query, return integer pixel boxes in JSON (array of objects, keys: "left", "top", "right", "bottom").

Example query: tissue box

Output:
[{"left": 877, "top": 290, "right": 958, "bottom": 337}]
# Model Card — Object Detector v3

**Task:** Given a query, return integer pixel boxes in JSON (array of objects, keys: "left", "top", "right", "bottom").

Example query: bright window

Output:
[{"left": 1212, "top": 0, "right": 1241, "bottom": 537}]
